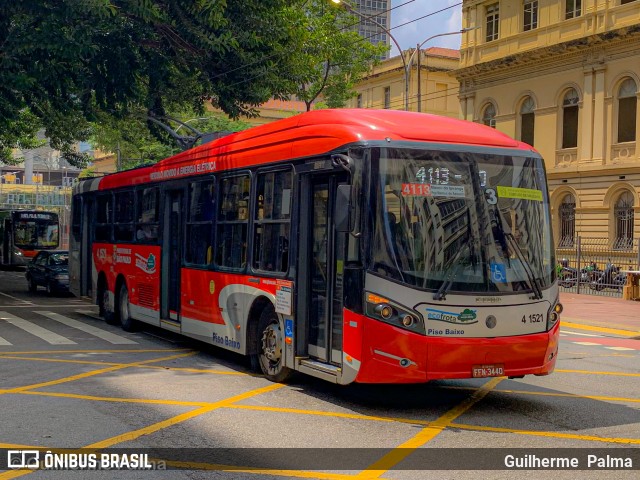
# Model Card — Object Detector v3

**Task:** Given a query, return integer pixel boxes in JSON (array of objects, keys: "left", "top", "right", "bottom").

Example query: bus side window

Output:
[
  {"left": 95, "top": 194, "right": 113, "bottom": 242},
  {"left": 135, "top": 187, "right": 159, "bottom": 244},
  {"left": 216, "top": 175, "right": 250, "bottom": 269},
  {"left": 252, "top": 169, "right": 292, "bottom": 273},
  {"left": 114, "top": 190, "right": 135, "bottom": 242},
  {"left": 186, "top": 180, "right": 215, "bottom": 266}
]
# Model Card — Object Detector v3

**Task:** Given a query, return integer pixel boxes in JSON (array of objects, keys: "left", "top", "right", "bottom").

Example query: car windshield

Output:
[
  {"left": 370, "top": 147, "right": 555, "bottom": 294},
  {"left": 50, "top": 253, "right": 68, "bottom": 266}
]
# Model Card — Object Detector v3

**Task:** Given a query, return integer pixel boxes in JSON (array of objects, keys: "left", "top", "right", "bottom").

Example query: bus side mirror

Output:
[{"left": 335, "top": 185, "right": 351, "bottom": 233}]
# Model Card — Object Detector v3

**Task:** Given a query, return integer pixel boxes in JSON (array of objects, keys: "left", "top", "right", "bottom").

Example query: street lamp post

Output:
[
  {"left": 404, "top": 29, "right": 474, "bottom": 112},
  {"left": 331, "top": 1, "right": 473, "bottom": 111},
  {"left": 330, "top": 0, "right": 408, "bottom": 107}
]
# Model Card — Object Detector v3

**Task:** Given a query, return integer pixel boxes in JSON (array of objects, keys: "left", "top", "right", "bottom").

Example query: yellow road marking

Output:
[
  {"left": 556, "top": 369, "right": 640, "bottom": 377},
  {"left": 493, "top": 388, "right": 640, "bottom": 403},
  {"left": 0, "top": 383, "right": 285, "bottom": 480},
  {"left": 84, "top": 383, "right": 284, "bottom": 449},
  {"left": 0, "top": 348, "right": 189, "bottom": 355},
  {"left": 355, "top": 377, "right": 503, "bottom": 479},
  {"left": 449, "top": 422, "right": 640, "bottom": 444},
  {"left": 19, "top": 390, "right": 208, "bottom": 407},
  {"left": 229, "top": 404, "right": 404, "bottom": 424},
  {"left": 561, "top": 320, "right": 639, "bottom": 337},
  {"left": 0, "top": 354, "right": 250, "bottom": 375},
  {"left": 0, "top": 351, "right": 196, "bottom": 394}
]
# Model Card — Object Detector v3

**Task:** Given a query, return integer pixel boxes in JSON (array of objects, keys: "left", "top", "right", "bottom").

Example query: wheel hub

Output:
[{"left": 261, "top": 323, "right": 282, "bottom": 363}]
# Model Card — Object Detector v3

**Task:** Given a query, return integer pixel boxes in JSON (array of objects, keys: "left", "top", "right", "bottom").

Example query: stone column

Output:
[
  {"left": 580, "top": 67, "right": 594, "bottom": 162},
  {"left": 592, "top": 66, "right": 607, "bottom": 164}
]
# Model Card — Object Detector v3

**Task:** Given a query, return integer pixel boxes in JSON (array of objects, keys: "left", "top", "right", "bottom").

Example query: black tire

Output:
[
  {"left": 256, "top": 306, "right": 293, "bottom": 383},
  {"left": 27, "top": 275, "right": 37, "bottom": 293},
  {"left": 117, "top": 283, "right": 137, "bottom": 332},
  {"left": 98, "top": 280, "right": 117, "bottom": 325}
]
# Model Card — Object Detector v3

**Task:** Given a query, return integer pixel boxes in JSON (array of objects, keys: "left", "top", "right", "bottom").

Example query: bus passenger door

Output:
[
  {"left": 161, "top": 190, "right": 183, "bottom": 323},
  {"left": 301, "top": 174, "right": 348, "bottom": 366},
  {"left": 78, "top": 197, "right": 94, "bottom": 298}
]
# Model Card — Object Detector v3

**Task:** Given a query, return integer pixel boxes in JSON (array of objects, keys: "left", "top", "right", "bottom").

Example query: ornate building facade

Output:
[{"left": 454, "top": 0, "right": 640, "bottom": 250}]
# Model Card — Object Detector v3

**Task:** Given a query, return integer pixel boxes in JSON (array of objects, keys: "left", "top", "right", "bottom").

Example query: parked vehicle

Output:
[
  {"left": 589, "top": 262, "right": 626, "bottom": 292},
  {"left": 558, "top": 261, "right": 601, "bottom": 288},
  {"left": 26, "top": 250, "right": 69, "bottom": 294}
]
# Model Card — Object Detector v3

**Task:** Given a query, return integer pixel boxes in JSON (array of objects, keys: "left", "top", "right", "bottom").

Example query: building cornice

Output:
[{"left": 454, "top": 25, "right": 640, "bottom": 82}]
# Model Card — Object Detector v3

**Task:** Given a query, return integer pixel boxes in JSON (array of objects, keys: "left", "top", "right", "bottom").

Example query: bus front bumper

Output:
[{"left": 352, "top": 314, "right": 560, "bottom": 383}]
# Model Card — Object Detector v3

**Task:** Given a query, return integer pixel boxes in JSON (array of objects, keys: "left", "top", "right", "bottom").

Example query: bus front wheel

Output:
[{"left": 257, "top": 307, "right": 292, "bottom": 383}]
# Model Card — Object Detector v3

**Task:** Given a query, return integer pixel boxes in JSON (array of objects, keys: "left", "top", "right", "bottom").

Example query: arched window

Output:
[
  {"left": 614, "top": 191, "right": 634, "bottom": 250},
  {"left": 520, "top": 96, "right": 535, "bottom": 146},
  {"left": 617, "top": 78, "right": 637, "bottom": 143},
  {"left": 482, "top": 103, "right": 496, "bottom": 128},
  {"left": 562, "top": 88, "right": 579, "bottom": 149},
  {"left": 559, "top": 194, "right": 575, "bottom": 247}
]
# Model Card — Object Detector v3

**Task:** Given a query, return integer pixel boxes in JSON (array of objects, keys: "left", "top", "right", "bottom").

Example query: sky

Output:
[{"left": 389, "top": 0, "right": 463, "bottom": 56}]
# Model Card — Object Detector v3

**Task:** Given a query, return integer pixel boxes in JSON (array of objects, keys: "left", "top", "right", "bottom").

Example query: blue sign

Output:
[
  {"left": 491, "top": 262, "right": 507, "bottom": 283},
  {"left": 285, "top": 319, "right": 293, "bottom": 339}
]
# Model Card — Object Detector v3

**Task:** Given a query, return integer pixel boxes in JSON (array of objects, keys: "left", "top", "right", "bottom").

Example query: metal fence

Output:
[{"left": 556, "top": 236, "right": 640, "bottom": 297}]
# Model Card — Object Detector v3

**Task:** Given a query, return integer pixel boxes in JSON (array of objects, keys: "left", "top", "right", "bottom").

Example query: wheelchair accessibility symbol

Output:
[
  {"left": 285, "top": 319, "right": 294, "bottom": 339},
  {"left": 491, "top": 263, "right": 507, "bottom": 283}
]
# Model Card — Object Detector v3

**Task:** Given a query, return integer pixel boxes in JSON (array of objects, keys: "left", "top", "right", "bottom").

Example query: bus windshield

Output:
[
  {"left": 14, "top": 217, "right": 59, "bottom": 249},
  {"left": 370, "top": 147, "right": 555, "bottom": 295}
]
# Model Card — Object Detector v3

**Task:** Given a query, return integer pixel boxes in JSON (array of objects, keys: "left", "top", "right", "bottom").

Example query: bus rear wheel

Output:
[
  {"left": 98, "top": 281, "right": 117, "bottom": 325},
  {"left": 257, "top": 307, "right": 292, "bottom": 383},
  {"left": 117, "top": 283, "right": 137, "bottom": 332}
]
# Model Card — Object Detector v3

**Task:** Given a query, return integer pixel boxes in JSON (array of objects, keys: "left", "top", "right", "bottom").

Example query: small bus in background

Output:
[
  {"left": 0, "top": 210, "right": 60, "bottom": 266},
  {"left": 70, "top": 109, "right": 561, "bottom": 384}
]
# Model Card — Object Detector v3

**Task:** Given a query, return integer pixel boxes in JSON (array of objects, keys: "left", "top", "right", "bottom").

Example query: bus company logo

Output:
[
  {"left": 135, "top": 253, "right": 156, "bottom": 274},
  {"left": 96, "top": 248, "right": 107, "bottom": 262},
  {"left": 426, "top": 308, "right": 478, "bottom": 325}
]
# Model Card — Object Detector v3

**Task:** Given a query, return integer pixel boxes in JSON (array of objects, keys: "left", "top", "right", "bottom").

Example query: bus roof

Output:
[{"left": 94, "top": 109, "right": 532, "bottom": 190}]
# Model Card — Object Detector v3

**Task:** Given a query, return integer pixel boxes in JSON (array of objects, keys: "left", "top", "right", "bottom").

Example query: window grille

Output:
[{"left": 614, "top": 191, "right": 634, "bottom": 250}]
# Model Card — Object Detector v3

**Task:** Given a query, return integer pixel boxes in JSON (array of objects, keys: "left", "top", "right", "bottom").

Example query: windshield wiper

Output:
[
  {"left": 493, "top": 207, "right": 543, "bottom": 300},
  {"left": 433, "top": 245, "right": 467, "bottom": 301}
]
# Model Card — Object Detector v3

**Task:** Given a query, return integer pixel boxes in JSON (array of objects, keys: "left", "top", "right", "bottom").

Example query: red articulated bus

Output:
[{"left": 70, "top": 109, "right": 561, "bottom": 384}]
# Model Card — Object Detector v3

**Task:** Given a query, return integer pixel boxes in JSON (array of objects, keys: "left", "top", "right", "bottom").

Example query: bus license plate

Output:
[{"left": 472, "top": 364, "right": 504, "bottom": 378}]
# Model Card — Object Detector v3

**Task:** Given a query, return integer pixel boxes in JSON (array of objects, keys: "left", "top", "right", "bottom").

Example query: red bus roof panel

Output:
[{"left": 98, "top": 109, "right": 529, "bottom": 190}]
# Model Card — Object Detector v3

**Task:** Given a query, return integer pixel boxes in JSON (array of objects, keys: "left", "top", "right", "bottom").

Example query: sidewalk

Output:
[{"left": 560, "top": 292, "right": 640, "bottom": 336}]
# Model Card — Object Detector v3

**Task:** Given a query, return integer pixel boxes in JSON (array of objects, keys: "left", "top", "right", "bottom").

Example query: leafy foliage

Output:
[
  {"left": 90, "top": 110, "right": 251, "bottom": 170},
  {"left": 0, "top": 0, "right": 384, "bottom": 167},
  {"left": 288, "top": 1, "right": 388, "bottom": 111},
  {"left": 0, "top": 0, "right": 305, "bottom": 167}
]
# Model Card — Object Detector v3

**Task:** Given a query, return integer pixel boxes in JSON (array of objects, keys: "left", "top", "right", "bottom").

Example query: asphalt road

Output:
[{"left": 0, "top": 268, "right": 638, "bottom": 480}]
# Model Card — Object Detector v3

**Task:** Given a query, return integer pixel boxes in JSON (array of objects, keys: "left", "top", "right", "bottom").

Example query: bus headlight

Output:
[
  {"left": 366, "top": 292, "right": 425, "bottom": 335},
  {"left": 547, "top": 300, "right": 562, "bottom": 330}
]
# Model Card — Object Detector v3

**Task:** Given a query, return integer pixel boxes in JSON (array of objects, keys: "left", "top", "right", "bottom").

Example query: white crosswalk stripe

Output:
[
  {"left": 605, "top": 346, "right": 636, "bottom": 351},
  {"left": 0, "top": 336, "right": 12, "bottom": 346},
  {"left": 0, "top": 311, "right": 76, "bottom": 345},
  {"left": 571, "top": 341, "right": 600, "bottom": 346},
  {"left": 37, "top": 311, "right": 137, "bottom": 345}
]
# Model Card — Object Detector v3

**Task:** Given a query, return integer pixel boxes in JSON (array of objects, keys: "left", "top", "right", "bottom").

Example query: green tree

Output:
[
  {"left": 0, "top": 0, "right": 306, "bottom": 167},
  {"left": 90, "top": 111, "right": 251, "bottom": 170},
  {"left": 288, "top": 1, "right": 388, "bottom": 111}
]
